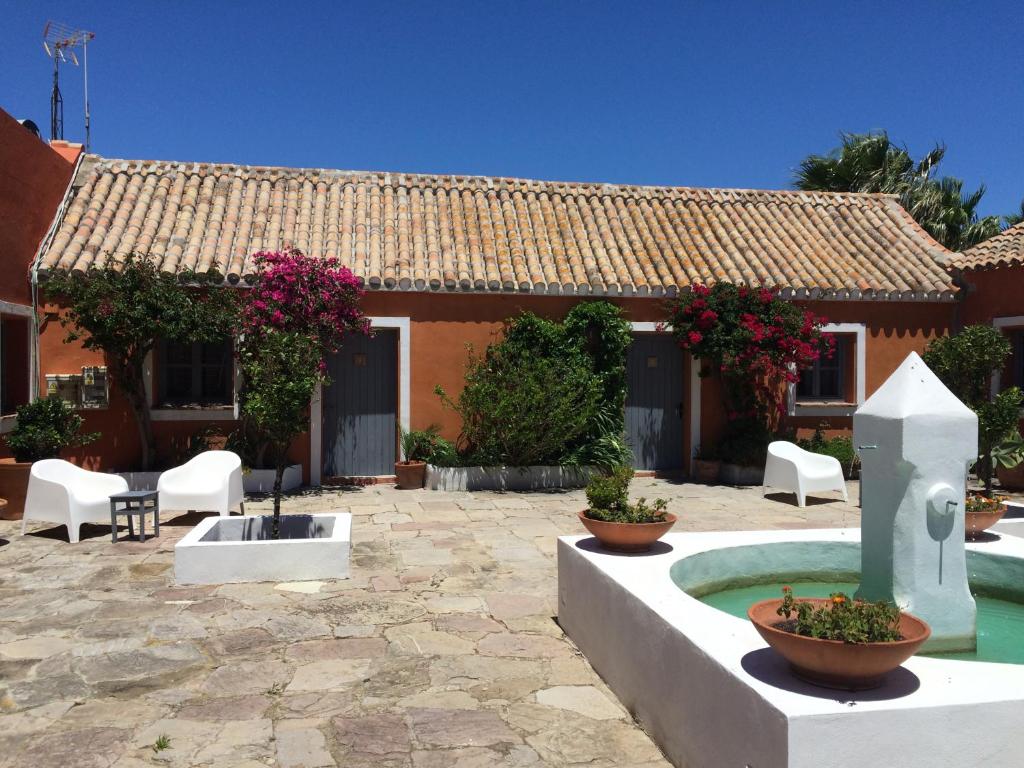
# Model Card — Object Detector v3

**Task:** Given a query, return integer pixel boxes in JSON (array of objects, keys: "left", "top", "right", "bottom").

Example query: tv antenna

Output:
[{"left": 42, "top": 21, "right": 95, "bottom": 149}]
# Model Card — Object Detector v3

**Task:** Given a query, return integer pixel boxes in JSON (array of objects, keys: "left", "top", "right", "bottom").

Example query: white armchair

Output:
[
  {"left": 158, "top": 450, "right": 244, "bottom": 517},
  {"left": 22, "top": 459, "right": 129, "bottom": 543},
  {"left": 763, "top": 441, "right": 849, "bottom": 508}
]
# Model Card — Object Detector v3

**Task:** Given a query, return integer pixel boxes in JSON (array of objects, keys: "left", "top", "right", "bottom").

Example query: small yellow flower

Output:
[{"left": 832, "top": 594, "right": 846, "bottom": 605}]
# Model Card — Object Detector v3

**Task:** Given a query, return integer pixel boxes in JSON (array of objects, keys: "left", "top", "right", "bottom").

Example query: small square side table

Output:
[{"left": 110, "top": 490, "right": 159, "bottom": 543}]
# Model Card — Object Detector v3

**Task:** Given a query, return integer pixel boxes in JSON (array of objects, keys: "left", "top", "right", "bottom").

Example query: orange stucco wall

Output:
[
  {"left": 961, "top": 267, "right": 1024, "bottom": 327},
  {"left": 0, "top": 110, "right": 78, "bottom": 306},
  {"left": 33, "top": 289, "right": 959, "bottom": 478}
]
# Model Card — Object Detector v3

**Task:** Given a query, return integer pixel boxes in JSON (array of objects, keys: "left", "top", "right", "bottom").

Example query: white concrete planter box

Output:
[
  {"left": 174, "top": 513, "right": 351, "bottom": 585},
  {"left": 426, "top": 465, "right": 595, "bottom": 492},
  {"left": 719, "top": 462, "right": 764, "bottom": 486},
  {"left": 558, "top": 528, "right": 1024, "bottom": 768},
  {"left": 242, "top": 464, "right": 302, "bottom": 493}
]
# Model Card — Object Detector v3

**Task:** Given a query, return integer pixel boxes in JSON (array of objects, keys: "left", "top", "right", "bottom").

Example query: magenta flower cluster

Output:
[{"left": 241, "top": 249, "right": 370, "bottom": 365}]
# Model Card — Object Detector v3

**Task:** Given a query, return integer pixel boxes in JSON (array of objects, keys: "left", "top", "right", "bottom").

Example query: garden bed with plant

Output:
[{"left": 420, "top": 302, "right": 634, "bottom": 490}]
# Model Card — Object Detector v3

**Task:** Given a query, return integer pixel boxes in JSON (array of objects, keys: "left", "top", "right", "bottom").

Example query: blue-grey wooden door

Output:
[
  {"left": 322, "top": 330, "right": 398, "bottom": 476},
  {"left": 625, "top": 334, "right": 684, "bottom": 470}
]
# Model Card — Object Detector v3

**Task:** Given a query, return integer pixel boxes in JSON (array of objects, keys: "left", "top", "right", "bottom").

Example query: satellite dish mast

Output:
[{"left": 42, "top": 21, "right": 95, "bottom": 150}]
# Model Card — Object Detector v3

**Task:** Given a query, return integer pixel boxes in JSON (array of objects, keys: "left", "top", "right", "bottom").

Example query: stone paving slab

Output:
[{"left": 0, "top": 479, "right": 859, "bottom": 767}]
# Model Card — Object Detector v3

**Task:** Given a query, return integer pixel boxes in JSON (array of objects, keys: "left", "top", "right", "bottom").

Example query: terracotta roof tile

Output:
[
  {"left": 34, "top": 155, "right": 957, "bottom": 299},
  {"left": 954, "top": 222, "right": 1024, "bottom": 271}
]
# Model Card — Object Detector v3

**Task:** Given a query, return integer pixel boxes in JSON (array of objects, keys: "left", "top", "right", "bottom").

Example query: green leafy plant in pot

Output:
[
  {"left": 1, "top": 396, "right": 100, "bottom": 519},
  {"left": 578, "top": 466, "right": 674, "bottom": 551},
  {"left": 396, "top": 425, "right": 455, "bottom": 489}
]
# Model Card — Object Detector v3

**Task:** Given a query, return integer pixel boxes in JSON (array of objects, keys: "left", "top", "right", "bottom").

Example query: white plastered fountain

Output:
[
  {"left": 854, "top": 351, "right": 977, "bottom": 651},
  {"left": 558, "top": 352, "right": 1024, "bottom": 767}
]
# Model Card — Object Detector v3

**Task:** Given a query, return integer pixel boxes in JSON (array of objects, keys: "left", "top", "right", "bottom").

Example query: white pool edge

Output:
[{"left": 558, "top": 528, "right": 1024, "bottom": 768}]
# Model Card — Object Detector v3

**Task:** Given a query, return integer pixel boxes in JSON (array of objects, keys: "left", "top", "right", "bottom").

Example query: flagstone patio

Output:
[{"left": 0, "top": 479, "right": 859, "bottom": 768}]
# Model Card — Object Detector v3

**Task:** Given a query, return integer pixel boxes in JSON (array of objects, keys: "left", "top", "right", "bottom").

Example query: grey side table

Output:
[{"left": 110, "top": 490, "right": 159, "bottom": 542}]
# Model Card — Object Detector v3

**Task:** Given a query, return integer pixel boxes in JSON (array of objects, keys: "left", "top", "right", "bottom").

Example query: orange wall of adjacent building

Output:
[
  {"left": 0, "top": 111, "right": 78, "bottom": 306},
  {"left": 960, "top": 267, "right": 1024, "bottom": 327}
]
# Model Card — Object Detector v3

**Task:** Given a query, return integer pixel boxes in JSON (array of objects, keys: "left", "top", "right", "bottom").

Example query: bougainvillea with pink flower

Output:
[
  {"left": 238, "top": 249, "right": 369, "bottom": 536},
  {"left": 665, "top": 283, "right": 832, "bottom": 461}
]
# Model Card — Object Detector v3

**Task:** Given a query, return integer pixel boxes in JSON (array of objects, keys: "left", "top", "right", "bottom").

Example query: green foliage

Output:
[
  {"left": 435, "top": 343, "right": 601, "bottom": 467},
  {"left": 400, "top": 425, "right": 457, "bottom": 465},
  {"left": 44, "top": 255, "right": 237, "bottom": 470},
  {"left": 583, "top": 465, "right": 669, "bottom": 524},
  {"left": 716, "top": 417, "right": 773, "bottom": 468},
  {"left": 922, "top": 326, "right": 1010, "bottom": 407},
  {"left": 992, "top": 432, "right": 1024, "bottom": 471},
  {"left": 4, "top": 396, "right": 99, "bottom": 463},
  {"left": 152, "top": 735, "right": 171, "bottom": 754},
  {"left": 437, "top": 302, "right": 630, "bottom": 468},
  {"left": 776, "top": 587, "right": 902, "bottom": 644},
  {"left": 923, "top": 325, "right": 1020, "bottom": 493},
  {"left": 797, "top": 425, "right": 858, "bottom": 479},
  {"left": 794, "top": 131, "right": 1004, "bottom": 251}
]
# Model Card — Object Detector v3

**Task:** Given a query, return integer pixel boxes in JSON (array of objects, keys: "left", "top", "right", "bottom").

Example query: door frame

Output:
[
  {"left": 629, "top": 322, "right": 700, "bottom": 474},
  {"left": 310, "top": 316, "right": 410, "bottom": 485}
]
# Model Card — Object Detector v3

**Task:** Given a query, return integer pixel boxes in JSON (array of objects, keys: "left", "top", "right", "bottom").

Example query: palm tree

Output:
[
  {"left": 1005, "top": 200, "right": 1024, "bottom": 228},
  {"left": 794, "top": 132, "right": 944, "bottom": 197},
  {"left": 794, "top": 132, "right": 998, "bottom": 251}
]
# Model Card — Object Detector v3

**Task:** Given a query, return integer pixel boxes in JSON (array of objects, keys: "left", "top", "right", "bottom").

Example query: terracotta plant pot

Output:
[
  {"left": 577, "top": 510, "right": 677, "bottom": 552},
  {"left": 965, "top": 504, "right": 1007, "bottom": 539},
  {"left": 748, "top": 598, "right": 931, "bottom": 690},
  {"left": 693, "top": 459, "right": 721, "bottom": 484},
  {"left": 395, "top": 460, "right": 426, "bottom": 490},
  {"left": 996, "top": 463, "right": 1024, "bottom": 491},
  {"left": 0, "top": 458, "right": 32, "bottom": 520}
]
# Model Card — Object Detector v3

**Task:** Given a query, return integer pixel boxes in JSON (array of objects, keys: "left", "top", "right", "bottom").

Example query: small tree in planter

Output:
[
  {"left": 922, "top": 324, "right": 1023, "bottom": 494},
  {"left": 237, "top": 249, "right": 368, "bottom": 538},
  {"left": 45, "top": 255, "right": 237, "bottom": 470},
  {"left": 5, "top": 396, "right": 99, "bottom": 462},
  {"left": 665, "top": 283, "right": 831, "bottom": 468}
]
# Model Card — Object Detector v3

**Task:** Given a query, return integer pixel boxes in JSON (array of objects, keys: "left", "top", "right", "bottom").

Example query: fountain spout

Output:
[{"left": 853, "top": 352, "right": 978, "bottom": 652}]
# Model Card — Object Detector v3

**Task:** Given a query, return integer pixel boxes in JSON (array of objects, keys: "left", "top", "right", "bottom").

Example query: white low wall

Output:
[
  {"left": 175, "top": 513, "right": 351, "bottom": 585},
  {"left": 558, "top": 528, "right": 1024, "bottom": 768},
  {"left": 119, "top": 464, "right": 302, "bottom": 494},
  {"left": 426, "top": 465, "right": 594, "bottom": 492}
]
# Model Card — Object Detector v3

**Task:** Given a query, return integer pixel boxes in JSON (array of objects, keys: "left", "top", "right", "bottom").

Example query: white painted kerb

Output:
[{"left": 558, "top": 528, "right": 1024, "bottom": 768}]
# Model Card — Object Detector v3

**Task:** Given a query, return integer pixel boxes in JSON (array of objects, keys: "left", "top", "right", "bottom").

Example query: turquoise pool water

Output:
[{"left": 700, "top": 580, "right": 1024, "bottom": 664}]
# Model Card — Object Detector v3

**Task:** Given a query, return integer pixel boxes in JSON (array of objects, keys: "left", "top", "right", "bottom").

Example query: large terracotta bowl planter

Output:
[
  {"left": 996, "top": 463, "right": 1024, "bottom": 491},
  {"left": 395, "top": 460, "right": 426, "bottom": 490},
  {"left": 577, "top": 510, "right": 677, "bottom": 552},
  {"left": 965, "top": 503, "right": 1007, "bottom": 539},
  {"left": 0, "top": 458, "right": 32, "bottom": 520},
  {"left": 748, "top": 598, "right": 930, "bottom": 690}
]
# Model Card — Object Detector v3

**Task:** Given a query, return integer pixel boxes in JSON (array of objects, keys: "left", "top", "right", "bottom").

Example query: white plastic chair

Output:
[
  {"left": 22, "top": 459, "right": 130, "bottom": 543},
  {"left": 157, "top": 450, "right": 244, "bottom": 517},
  {"left": 763, "top": 441, "right": 849, "bottom": 507}
]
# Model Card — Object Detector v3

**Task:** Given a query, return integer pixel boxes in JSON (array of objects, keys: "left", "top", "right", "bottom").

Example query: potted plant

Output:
[
  {"left": 396, "top": 425, "right": 446, "bottom": 489},
  {"left": 748, "top": 587, "right": 930, "bottom": 690},
  {"left": 994, "top": 432, "right": 1024, "bottom": 490},
  {"left": 1, "top": 396, "right": 99, "bottom": 519},
  {"left": 692, "top": 445, "right": 721, "bottom": 483},
  {"left": 965, "top": 494, "right": 1008, "bottom": 539},
  {"left": 578, "top": 466, "right": 675, "bottom": 551}
]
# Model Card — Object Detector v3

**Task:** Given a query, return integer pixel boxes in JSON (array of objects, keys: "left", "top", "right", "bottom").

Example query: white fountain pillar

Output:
[{"left": 853, "top": 352, "right": 978, "bottom": 652}]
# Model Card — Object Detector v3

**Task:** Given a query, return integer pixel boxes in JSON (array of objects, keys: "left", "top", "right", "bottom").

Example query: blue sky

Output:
[{"left": 3, "top": 1, "right": 1021, "bottom": 217}]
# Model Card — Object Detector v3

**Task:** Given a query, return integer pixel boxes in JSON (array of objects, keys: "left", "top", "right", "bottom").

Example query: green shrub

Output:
[
  {"left": 437, "top": 303, "right": 631, "bottom": 469},
  {"left": 583, "top": 465, "right": 669, "bottom": 524},
  {"left": 923, "top": 325, "right": 1022, "bottom": 493},
  {"left": 797, "top": 425, "right": 858, "bottom": 478},
  {"left": 717, "top": 417, "right": 772, "bottom": 467},
  {"left": 5, "top": 396, "right": 99, "bottom": 463},
  {"left": 400, "top": 425, "right": 457, "bottom": 465}
]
